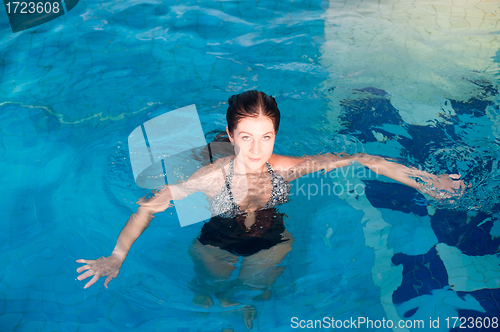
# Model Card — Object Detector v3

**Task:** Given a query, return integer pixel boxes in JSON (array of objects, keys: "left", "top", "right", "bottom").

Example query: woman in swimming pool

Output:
[{"left": 76, "top": 90, "right": 466, "bottom": 325}]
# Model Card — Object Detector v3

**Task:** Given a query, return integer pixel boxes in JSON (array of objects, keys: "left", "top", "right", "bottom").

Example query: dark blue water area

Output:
[
  {"left": 337, "top": 86, "right": 500, "bottom": 213},
  {"left": 339, "top": 86, "right": 500, "bottom": 327},
  {"left": 336, "top": 89, "right": 500, "bottom": 175},
  {"left": 430, "top": 210, "right": 500, "bottom": 257},
  {"left": 363, "top": 179, "right": 500, "bottom": 330},
  {"left": 392, "top": 247, "right": 449, "bottom": 305}
]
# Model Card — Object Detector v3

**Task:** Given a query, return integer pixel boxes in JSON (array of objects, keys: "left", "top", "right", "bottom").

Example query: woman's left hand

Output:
[{"left": 424, "top": 173, "right": 469, "bottom": 199}]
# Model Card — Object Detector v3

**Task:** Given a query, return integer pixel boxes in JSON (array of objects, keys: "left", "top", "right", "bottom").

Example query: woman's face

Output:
[{"left": 227, "top": 115, "right": 276, "bottom": 173}]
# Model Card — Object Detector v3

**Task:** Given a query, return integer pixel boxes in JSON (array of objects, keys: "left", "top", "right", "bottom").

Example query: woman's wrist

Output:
[
  {"left": 110, "top": 249, "right": 127, "bottom": 263},
  {"left": 410, "top": 170, "right": 436, "bottom": 188}
]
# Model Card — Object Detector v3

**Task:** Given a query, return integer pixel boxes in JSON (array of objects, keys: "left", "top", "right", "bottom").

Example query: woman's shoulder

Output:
[
  {"left": 175, "top": 156, "right": 232, "bottom": 196},
  {"left": 210, "top": 155, "right": 234, "bottom": 174},
  {"left": 269, "top": 154, "right": 306, "bottom": 171},
  {"left": 190, "top": 155, "right": 233, "bottom": 177}
]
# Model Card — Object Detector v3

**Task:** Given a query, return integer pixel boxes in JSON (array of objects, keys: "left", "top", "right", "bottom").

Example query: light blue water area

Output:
[{"left": 1, "top": 0, "right": 500, "bottom": 331}]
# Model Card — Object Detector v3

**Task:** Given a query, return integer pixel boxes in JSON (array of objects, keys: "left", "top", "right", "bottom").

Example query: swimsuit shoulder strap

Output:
[
  {"left": 225, "top": 158, "right": 235, "bottom": 187},
  {"left": 225, "top": 158, "right": 238, "bottom": 201},
  {"left": 261, "top": 160, "right": 291, "bottom": 210},
  {"left": 265, "top": 161, "right": 273, "bottom": 174},
  {"left": 265, "top": 161, "right": 287, "bottom": 182},
  {"left": 228, "top": 157, "right": 235, "bottom": 177}
]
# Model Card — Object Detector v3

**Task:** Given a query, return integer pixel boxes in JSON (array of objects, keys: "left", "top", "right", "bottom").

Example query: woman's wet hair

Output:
[{"left": 226, "top": 90, "right": 280, "bottom": 136}]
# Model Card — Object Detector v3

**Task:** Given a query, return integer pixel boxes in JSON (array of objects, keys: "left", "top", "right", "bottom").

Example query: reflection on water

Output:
[
  {"left": 319, "top": 1, "right": 500, "bottom": 329},
  {"left": 321, "top": 0, "right": 500, "bottom": 126}
]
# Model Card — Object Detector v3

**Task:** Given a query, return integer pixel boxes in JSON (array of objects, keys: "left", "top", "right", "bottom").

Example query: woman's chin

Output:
[{"left": 235, "top": 155, "right": 269, "bottom": 173}]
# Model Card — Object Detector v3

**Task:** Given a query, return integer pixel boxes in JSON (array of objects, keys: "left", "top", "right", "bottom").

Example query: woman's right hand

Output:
[{"left": 76, "top": 254, "right": 124, "bottom": 289}]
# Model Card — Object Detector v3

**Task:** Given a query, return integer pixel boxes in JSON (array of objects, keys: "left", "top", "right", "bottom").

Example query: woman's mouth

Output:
[{"left": 249, "top": 158, "right": 261, "bottom": 162}]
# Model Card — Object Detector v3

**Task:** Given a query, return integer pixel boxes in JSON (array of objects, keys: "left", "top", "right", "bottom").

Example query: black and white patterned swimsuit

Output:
[
  {"left": 209, "top": 157, "right": 290, "bottom": 217},
  {"left": 198, "top": 158, "right": 291, "bottom": 256}
]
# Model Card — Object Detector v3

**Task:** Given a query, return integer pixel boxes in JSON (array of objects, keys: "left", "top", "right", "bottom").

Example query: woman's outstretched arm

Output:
[
  {"left": 276, "top": 152, "right": 467, "bottom": 199},
  {"left": 76, "top": 185, "right": 176, "bottom": 289},
  {"left": 76, "top": 156, "right": 229, "bottom": 289}
]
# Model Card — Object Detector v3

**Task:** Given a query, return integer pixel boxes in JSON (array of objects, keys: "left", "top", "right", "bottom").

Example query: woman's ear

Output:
[{"left": 226, "top": 126, "right": 233, "bottom": 143}]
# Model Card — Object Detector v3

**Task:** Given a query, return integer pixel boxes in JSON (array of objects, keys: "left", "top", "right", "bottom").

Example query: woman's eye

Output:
[
  {"left": 242, "top": 136, "right": 250, "bottom": 141},
  {"left": 263, "top": 136, "right": 271, "bottom": 140}
]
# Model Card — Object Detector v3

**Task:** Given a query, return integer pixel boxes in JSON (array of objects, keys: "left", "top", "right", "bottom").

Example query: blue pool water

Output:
[{"left": 1, "top": 0, "right": 500, "bottom": 331}]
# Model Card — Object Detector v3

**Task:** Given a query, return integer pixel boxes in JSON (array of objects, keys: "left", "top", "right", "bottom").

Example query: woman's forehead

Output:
[{"left": 234, "top": 116, "right": 275, "bottom": 134}]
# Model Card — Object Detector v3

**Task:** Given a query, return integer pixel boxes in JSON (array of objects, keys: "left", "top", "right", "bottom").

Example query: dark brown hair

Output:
[{"left": 226, "top": 90, "right": 280, "bottom": 136}]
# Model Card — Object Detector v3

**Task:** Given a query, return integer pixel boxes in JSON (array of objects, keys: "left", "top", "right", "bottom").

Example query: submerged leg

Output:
[
  {"left": 239, "top": 230, "right": 294, "bottom": 292},
  {"left": 215, "top": 230, "right": 294, "bottom": 302},
  {"left": 191, "top": 293, "right": 213, "bottom": 308},
  {"left": 188, "top": 238, "right": 239, "bottom": 307}
]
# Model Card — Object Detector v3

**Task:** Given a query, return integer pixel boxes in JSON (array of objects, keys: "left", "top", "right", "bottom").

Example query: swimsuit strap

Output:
[
  {"left": 265, "top": 161, "right": 275, "bottom": 177},
  {"left": 225, "top": 158, "right": 236, "bottom": 201},
  {"left": 224, "top": 158, "right": 244, "bottom": 214},
  {"left": 263, "top": 160, "right": 291, "bottom": 209}
]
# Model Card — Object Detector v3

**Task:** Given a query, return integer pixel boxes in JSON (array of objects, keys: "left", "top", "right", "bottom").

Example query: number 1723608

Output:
[
  {"left": 446, "top": 317, "right": 498, "bottom": 329},
  {"left": 5, "top": 2, "right": 61, "bottom": 14}
]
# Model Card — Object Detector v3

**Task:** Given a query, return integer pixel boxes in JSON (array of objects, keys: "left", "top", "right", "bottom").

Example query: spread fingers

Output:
[
  {"left": 77, "top": 270, "right": 96, "bottom": 281},
  {"left": 76, "top": 265, "right": 91, "bottom": 273},
  {"left": 84, "top": 275, "right": 100, "bottom": 289}
]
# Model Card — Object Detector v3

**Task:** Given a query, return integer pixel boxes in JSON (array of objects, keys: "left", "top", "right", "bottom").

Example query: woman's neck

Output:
[{"left": 233, "top": 158, "right": 267, "bottom": 175}]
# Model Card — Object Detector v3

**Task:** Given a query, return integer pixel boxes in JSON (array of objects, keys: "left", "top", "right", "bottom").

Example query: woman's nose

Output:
[{"left": 249, "top": 140, "right": 261, "bottom": 154}]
